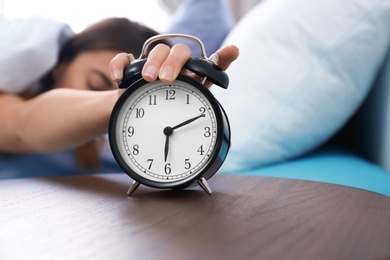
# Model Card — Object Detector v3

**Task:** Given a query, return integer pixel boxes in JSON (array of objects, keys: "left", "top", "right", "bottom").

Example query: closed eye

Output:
[{"left": 88, "top": 69, "right": 116, "bottom": 91}]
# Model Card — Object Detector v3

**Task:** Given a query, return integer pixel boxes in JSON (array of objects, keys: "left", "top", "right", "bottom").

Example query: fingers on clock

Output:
[
  {"left": 214, "top": 45, "right": 239, "bottom": 71},
  {"left": 146, "top": 43, "right": 192, "bottom": 83},
  {"left": 109, "top": 52, "right": 130, "bottom": 82}
]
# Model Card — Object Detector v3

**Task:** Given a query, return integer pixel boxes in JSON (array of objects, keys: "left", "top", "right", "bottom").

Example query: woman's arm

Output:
[{"left": 0, "top": 89, "right": 117, "bottom": 153}]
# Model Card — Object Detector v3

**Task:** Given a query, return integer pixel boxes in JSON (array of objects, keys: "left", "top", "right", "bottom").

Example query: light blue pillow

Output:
[
  {"left": 163, "top": 0, "right": 234, "bottom": 57},
  {"left": 211, "top": 0, "right": 390, "bottom": 172}
]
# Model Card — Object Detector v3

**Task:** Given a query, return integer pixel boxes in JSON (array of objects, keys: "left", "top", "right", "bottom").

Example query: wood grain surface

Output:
[{"left": 0, "top": 173, "right": 389, "bottom": 260}]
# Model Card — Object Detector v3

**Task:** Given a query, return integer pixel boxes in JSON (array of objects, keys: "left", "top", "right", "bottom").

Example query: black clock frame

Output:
[{"left": 109, "top": 74, "right": 230, "bottom": 190}]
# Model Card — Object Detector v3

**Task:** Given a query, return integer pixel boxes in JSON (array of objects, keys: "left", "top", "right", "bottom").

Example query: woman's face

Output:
[{"left": 53, "top": 50, "right": 119, "bottom": 91}]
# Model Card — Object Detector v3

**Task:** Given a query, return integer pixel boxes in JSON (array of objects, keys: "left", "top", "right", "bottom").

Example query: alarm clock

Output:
[{"left": 109, "top": 34, "right": 230, "bottom": 196}]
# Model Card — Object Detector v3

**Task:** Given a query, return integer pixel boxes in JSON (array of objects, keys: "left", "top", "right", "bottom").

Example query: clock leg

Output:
[
  {"left": 127, "top": 180, "right": 140, "bottom": 196},
  {"left": 197, "top": 177, "right": 213, "bottom": 195}
]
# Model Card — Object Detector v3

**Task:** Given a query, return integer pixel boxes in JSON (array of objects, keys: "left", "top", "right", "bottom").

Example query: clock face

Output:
[{"left": 110, "top": 76, "right": 221, "bottom": 186}]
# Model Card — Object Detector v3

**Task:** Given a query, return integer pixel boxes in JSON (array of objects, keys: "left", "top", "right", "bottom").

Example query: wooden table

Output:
[{"left": 0, "top": 174, "right": 389, "bottom": 260}]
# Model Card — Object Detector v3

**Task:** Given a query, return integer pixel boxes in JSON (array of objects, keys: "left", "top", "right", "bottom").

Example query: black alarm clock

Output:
[{"left": 109, "top": 34, "right": 230, "bottom": 196}]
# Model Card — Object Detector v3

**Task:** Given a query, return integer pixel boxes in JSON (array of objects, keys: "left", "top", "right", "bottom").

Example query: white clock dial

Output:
[{"left": 114, "top": 79, "right": 218, "bottom": 182}]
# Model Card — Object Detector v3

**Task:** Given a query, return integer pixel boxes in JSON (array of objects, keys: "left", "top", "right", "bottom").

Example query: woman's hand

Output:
[{"left": 109, "top": 44, "right": 239, "bottom": 85}]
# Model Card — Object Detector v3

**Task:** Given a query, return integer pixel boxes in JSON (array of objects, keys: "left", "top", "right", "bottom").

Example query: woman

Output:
[
  {"left": 0, "top": 17, "right": 170, "bottom": 171},
  {"left": 0, "top": 16, "right": 239, "bottom": 176}
]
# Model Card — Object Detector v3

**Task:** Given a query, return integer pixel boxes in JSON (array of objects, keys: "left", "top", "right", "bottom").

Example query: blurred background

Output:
[
  {"left": 0, "top": 0, "right": 262, "bottom": 32},
  {"left": 0, "top": 0, "right": 171, "bottom": 32}
]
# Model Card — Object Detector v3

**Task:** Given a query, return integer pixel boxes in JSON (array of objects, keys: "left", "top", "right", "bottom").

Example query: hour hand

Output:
[
  {"left": 163, "top": 127, "right": 173, "bottom": 162},
  {"left": 164, "top": 134, "right": 169, "bottom": 162}
]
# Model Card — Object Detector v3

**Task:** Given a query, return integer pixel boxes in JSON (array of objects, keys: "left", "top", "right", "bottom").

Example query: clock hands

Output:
[
  {"left": 164, "top": 134, "right": 170, "bottom": 162},
  {"left": 171, "top": 113, "right": 206, "bottom": 131},
  {"left": 163, "top": 113, "right": 206, "bottom": 162}
]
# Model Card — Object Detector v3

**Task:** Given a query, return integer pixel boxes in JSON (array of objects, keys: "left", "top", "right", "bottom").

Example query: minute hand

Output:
[{"left": 172, "top": 114, "right": 206, "bottom": 130}]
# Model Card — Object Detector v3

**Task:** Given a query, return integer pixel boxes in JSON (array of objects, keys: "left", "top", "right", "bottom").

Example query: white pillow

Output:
[
  {"left": 0, "top": 16, "right": 73, "bottom": 94},
  {"left": 212, "top": 0, "right": 390, "bottom": 172}
]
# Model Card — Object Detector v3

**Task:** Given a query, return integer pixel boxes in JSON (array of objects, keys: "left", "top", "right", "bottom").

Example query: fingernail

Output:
[
  {"left": 112, "top": 68, "right": 122, "bottom": 80},
  {"left": 209, "top": 53, "right": 220, "bottom": 65},
  {"left": 144, "top": 65, "right": 157, "bottom": 79},
  {"left": 160, "top": 66, "right": 173, "bottom": 81}
]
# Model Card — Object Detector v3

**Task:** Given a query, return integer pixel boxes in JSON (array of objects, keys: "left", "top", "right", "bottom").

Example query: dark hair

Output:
[
  {"left": 39, "top": 17, "right": 169, "bottom": 91},
  {"left": 59, "top": 17, "right": 168, "bottom": 64}
]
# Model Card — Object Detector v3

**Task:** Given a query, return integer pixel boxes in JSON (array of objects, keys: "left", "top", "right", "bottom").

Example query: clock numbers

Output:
[
  {"left": 146, "top": 159, "right": 193, "bottom": 174},
  {"left": 147, "top": 159, "right": 153, "bottom": 170},
  {"left": 204, "top": 127, "right": 211, "bottom": 138},
  {"left": 165, "top": 163, "right": 172, "bottom": 174},
  {"left": 186, "top": 94, "right": 190, "bottom": 104},
  {"left": 199, "top": 107, "right": 206, "bottom": 115},
  {"left": 135, "top": 108, "right": 145, "bottom": 118},
  {"left": 165, "top": 89, "right": 176, "bottom": 100},
  {"left": 132, "top": 144, "right": 140, "bottom": 155},
  {"left": 149, "top": 95, "right": 157, "bottom": 105},
  {"left": 197, "top": 145, "right": 205, "bottom": 155},
  {"left": 185, "top": 158, "right": 191, "bottom": 170},
  {"left": 128, "top": 126, "right": 135, "bottom": 137}
]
